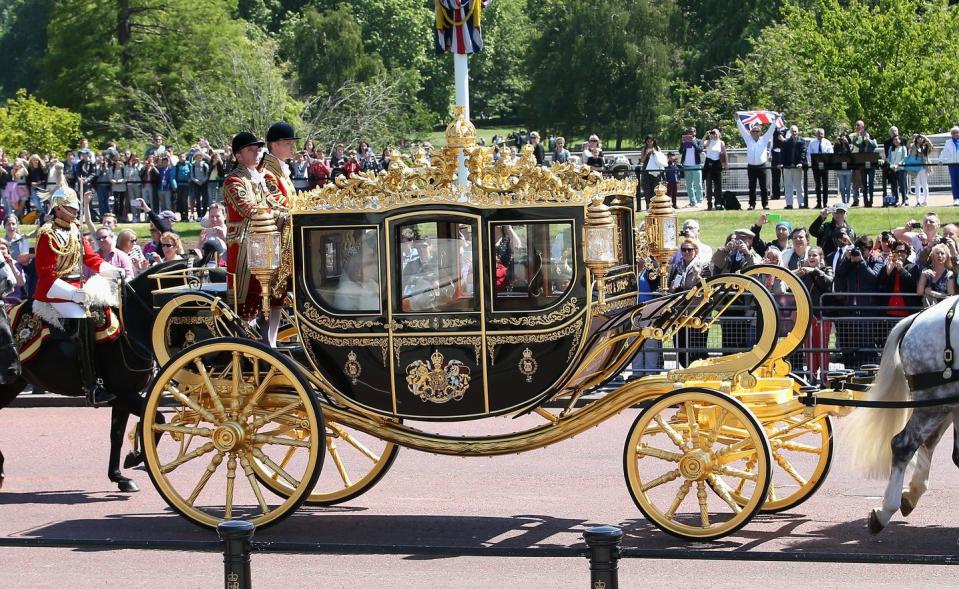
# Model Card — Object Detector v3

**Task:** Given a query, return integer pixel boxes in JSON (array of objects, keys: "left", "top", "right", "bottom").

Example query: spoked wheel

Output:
[
  {"left": 254, "top": 414, "right": 400, "bottom": 506},
  {"left": 623, "top": 388, "right": 771, "bottom": 541},
  {"left": 734, "top": 415, "right": 833, "bottom": 513},
  {"left": 142, "top": 337, "right": 324, "bottom": 530}
]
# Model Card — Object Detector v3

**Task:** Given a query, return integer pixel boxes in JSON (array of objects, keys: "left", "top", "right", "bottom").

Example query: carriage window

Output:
[
  {"left": 397, "top": 220, "right": 477, "bottom": 313},
  {"left": 492, "top": 221, "right": 574, "bottom": 311},
  {"left": 305, "top": 227, "right": 381, "bottom": 313}
]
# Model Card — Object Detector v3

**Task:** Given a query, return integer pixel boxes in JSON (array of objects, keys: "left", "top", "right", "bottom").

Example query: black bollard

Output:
[
  {"left": 218, "top": 520, "right": 255, "bottom": 589},
  {"left": 583, "top": 525, "right": 623, "bottom": 589}
]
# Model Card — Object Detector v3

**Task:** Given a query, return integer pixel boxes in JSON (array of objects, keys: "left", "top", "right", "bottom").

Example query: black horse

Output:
[{"left": 0, "top": 260, "right": 188, "bottom": 492}]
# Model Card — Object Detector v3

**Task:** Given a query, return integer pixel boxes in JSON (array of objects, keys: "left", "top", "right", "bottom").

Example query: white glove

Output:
[{"left": 70, "top": 290, "right": 87, "bottom": 304}]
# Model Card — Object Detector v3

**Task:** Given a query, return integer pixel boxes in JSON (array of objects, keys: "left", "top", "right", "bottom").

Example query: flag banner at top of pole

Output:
[
  {"left": 435, "top": 0, "right": 491, "bottom": 55},
  {"left": 738, "top": 110, "right": 785, "bottom": 129}
]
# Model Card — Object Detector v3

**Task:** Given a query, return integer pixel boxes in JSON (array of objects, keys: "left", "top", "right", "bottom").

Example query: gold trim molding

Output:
[{"left": 489, "top": 298, "right": 579, "bottom": 326}]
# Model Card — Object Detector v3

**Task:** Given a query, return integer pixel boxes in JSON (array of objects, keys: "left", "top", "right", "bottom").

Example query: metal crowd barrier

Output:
[{"left": 629, "top": 291, "right": 923, "bottom": 383}]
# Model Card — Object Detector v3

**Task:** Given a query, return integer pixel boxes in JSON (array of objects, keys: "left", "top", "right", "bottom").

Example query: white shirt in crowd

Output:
[
  {"left": 736, "top": 117, "right": 777, "bottom": 166},
  {"left": 806, "top": 137, "right": 834, "bottom": 166}
]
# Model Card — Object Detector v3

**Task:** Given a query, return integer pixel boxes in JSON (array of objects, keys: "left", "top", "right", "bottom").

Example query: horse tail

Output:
[{"left": 845, "top": 316, "right": 912, "bottom": 479}]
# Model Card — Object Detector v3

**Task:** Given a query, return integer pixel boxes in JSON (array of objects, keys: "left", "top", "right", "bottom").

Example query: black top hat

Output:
[
  {"left": 266, "top": 121, "right": 300, "bottom": 143},
  {"left": 231, "top": 131, "right": 265, "bottom": 154}
]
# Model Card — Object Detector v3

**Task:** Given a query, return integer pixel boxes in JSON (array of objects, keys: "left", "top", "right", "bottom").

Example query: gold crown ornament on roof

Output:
[{"left": 445, "top": 105, "right": 476, "bottom": 149}]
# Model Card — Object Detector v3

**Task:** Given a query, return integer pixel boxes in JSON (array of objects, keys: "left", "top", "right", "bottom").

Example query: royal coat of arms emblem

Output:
[{"left": 405, "top": 350, "right": 470, "bottom": 404}]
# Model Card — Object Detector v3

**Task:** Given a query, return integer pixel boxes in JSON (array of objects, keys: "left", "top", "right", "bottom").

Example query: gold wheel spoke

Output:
[
  {"left": 240, "top": 454, "right": 269, "bottom": 514},
  {"left": 276, "top": 446, "right": 297, "bottom": 472},
  {"left": 780, "top": 441, "right": 822, "bottom": 454},
  {"left": 707, "top": 474, "right": 742, "bottom": 513},
  {"left": 252, "top": 434, "right": 311, "bottom": 448},
  {"left": 194, "top": 359, "right": 227, "bottom": 418},
  {"left": 329, "top": 424, "right": 379, "bottom": 463},
  {"left": 696, "top": 481, "right": 710, "bottom": 528},
  {"left": 225, "top": 454, "right": 237, "bottom": 520},
  {"left": 251, "top": 447, "right": 299, "bottom": 488},
  {"left": 715, "top": 465, "right": 758, "bottom": 481},
  {"left": 161, "top": 442, "right": 215, "bottom": 474},
  {"left": 665, "top": 480, "right": 692, "bottom": 518},
  {"left": 187, "top": 452, "right": 224, "bottom": 505},
  {"left": 169, "top": 386, "right": 219, "bottom": 425},
  {"left": 239, "top": 367, "right": 278, "bottom": 419},
  {"left": 653, "top": 415, "right": 687, "bottom": 450},
  {"left": 153, "top": 423, "right": 213, "bottom": 438},
  {"left": 250, "top": 400, "right": 304, "bottom": 431},
  {"left": 634, "top": 445, "right": 683, "bottom": 462},
  {"left": 707, "top": 408, "right": 727, "bottom": 447},
  {"left": 684, "top": 401, "right": 700, "bottom": 446},
  {"left": 773, "top": 451, "right": 808, "bottom": 486},
  {"left": 734, "top": 459, "right": 754, "bottom": 495},
  {"left": 327, "top": 440, "right": 353, "bottom": 487},
  {"left": 715, "top": 437, "right": 756, "bottom": 460},
  {"left": 768, "top": 480, "right": 778, "bottom": 502},
  {"left": 640, "top": 469, "right": 681, "bottom": 492}
]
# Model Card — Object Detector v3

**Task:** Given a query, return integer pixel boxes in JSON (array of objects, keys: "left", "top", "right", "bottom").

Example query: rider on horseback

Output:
[{"left": 34, "top": 165, "right": 122, "bottom": 407}]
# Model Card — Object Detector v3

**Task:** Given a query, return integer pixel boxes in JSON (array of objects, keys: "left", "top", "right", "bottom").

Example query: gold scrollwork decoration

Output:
[
  {"left": 301, "top": 301, "right": 383, "bottom": 330},
  {"left": 290, "top": 138, "right": 637, "bottom": 214},
  {"left": 488, "top": 298, "right": 579, "bottom": 326},
  {"left": 167, "top": 315, "right": 219, "bottom": 347},
  {"left": 441, "top": 317, "right": 476, "bottom": 328},
  {"left": 300, "top": 325, "right": 389, "bottom": 366},
  {"left": 593, "top": 296, "right": 634, "bottom": 315},
  {"left": 518, "top": 347, "right": 538, "bottom": 383},
  {"left": 393, "top": 336, "right": 482, "bottom": 364},
  {"left": 401, "top": 319, "right": 431, "bottom": 329},
  {"left": 344, "top": 350, "right": 362, "bottom": 385},
  {"left": 405, "top": 350, "right": 471, "bottom": 404},
  {"left": 487, "top": 321, "right": 583, "bottom": 365}
]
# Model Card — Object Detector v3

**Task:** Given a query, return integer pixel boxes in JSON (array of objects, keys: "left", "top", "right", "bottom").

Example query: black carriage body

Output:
[{"left": 292, "top": 203, "right": 615, "bottom": 420}]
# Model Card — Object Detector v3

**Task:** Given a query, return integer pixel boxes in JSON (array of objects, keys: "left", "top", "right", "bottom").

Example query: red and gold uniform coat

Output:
[
  {"left": 35, "top": 220, "right": 104, "bottom": 306},
  {"left": 223, "top": 166, "right": 278, "bottom": 319},
  {"left": 259, "top": 152, "right": 295, "bottom": 303}
]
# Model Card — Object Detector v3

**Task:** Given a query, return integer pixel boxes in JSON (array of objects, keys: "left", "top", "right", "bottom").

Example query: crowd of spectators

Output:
[{"left": 637, "top": 207, "right": 959, "bottom": 384}]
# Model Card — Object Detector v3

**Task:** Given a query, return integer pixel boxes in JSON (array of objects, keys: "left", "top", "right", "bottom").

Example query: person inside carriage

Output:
[{"left": 33, "top": 165, "right": 122, "bottom": 406}]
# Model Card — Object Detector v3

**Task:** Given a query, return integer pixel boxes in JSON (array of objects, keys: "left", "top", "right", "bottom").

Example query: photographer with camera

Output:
[
  {"left": 710, "top": 228, "right": 761, "bottom": 275},
  {"left": 809, "top": 202, "right": 856, "bottom": 259},
  {"left": 834, "top": 234, "right": 884, "bottom": 367},
  {"left": 891, "top": 211, "right": 948, "bottom": 266}
]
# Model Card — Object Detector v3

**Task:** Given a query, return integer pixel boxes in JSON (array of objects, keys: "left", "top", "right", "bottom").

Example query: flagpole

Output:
[{"left": 454, "top": 53, "right": 470, "bottom": 190}]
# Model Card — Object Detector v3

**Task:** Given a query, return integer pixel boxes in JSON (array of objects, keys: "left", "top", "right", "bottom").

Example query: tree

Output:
[
  {"left": 671, "top": 0, "right": 959, "bottom": 143},
  {"left": 0, "top": 90, "right": 82, "bottom": 155},
  {"left": 288, "top": 7, "right": 384, "bottom": 95},
  {"left": 0, "top": 0, "right": 50, "bottom": 100},
  {"left": 525, "top": 0, "right": 680, "bottom": 149},
  {"left": 42, "top": 0, "right": 294, "bottom": 141},
  {"left": 468, "top": 0, "right": 532, "bottom": 120}
]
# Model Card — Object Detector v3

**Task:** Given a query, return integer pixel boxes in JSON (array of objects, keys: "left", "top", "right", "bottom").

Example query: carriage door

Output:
[{"left": 386, "top": 214, "right": 485, "bottom": 419}]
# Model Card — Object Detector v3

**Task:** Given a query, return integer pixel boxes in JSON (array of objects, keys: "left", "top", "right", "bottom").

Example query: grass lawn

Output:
[{"left": 674, "top": 205, "right": 958, "bottom": 251}]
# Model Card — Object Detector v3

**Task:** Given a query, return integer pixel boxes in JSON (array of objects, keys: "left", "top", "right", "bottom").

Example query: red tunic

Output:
[{"left": 34, "top": 221, "right": 104, "bottom": 303}]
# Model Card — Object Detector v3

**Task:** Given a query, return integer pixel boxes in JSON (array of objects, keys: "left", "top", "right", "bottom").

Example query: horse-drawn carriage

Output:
[{"left": 128, "top": 120, "right": 875, "bottom": 541}]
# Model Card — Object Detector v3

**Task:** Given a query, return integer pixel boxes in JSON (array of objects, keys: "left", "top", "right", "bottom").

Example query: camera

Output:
[
  {"left": 940, "top": 237, "right": 950, "bottom": 244},
  {"left": 911, "top": 222, "right": 922, "bottom": 229}
]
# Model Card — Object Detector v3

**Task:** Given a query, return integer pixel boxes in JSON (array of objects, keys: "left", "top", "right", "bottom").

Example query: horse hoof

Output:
[
  {"left": 123, "top": 451, "right": 144, "bottom": 469},
  {"left": 116, "top": 478, "right": 139, "bottom": 493},
  {"left": 868, "top": 509, "right": 885, "bottom": 535},
  {"left": 901, "top": 494, "right": 915, "bottom": 517}
]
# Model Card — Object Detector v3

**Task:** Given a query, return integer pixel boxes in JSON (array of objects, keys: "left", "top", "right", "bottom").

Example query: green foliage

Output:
[
  {"left": 0, "top": 90, "right": 82, "bottom": 155},
  {"left": 525, "top": 0, "right": 679, "bottom": 148},
  {"left": 468, "top": 0, "right": 532, "bottom": 119},
  {"left": 671, "top": 0, "right": 959, "bottom": 145},
  {"left": 288, "top": 7, "right": 385, "bottom": 95},
  {"left": 43, "top": 0, "right": 297, "bottom": 142},
  {"left": 0, "top": 0, "right": 50, "bottom": 100}
]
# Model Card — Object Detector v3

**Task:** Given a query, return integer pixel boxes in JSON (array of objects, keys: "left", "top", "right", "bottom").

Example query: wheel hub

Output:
[
  {"left": 212, "top": 422, "right": 246, "bottom": 452},
  {"left": 679, "top": 448, "right": 713, "bottom": 481}
]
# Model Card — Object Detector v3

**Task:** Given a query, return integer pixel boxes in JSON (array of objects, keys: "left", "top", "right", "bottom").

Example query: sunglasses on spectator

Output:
[
  {"left": 680, "top": 247, "right": 696, "bottom": 252},
  {"left": 160, "top": 243, "right": 176, "bottom": 249}
]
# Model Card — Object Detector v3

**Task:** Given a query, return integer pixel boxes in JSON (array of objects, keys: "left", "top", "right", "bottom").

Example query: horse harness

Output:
[{"left": 901, "top": 296, "right": 959, "bottom": 392}]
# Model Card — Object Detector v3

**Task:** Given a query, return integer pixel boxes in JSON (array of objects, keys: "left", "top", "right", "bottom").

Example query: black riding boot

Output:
[{"left": 74, "top": 318, "right": 115, "bottom": 407}]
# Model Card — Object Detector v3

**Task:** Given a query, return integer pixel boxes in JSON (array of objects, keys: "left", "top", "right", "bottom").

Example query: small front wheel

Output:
[
  {"left": 142, "top": 337, "right": 324, "bottom": 530},
  {"left": 623, "top": 388, "right": 771, "bottom": 541}
]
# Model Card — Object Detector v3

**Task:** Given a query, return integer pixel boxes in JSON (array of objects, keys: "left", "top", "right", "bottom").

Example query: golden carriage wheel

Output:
[
  {"left": 253, "top": 414, "right": 400, "bottom": 506},
  {"left": 152, "top": 293, "right": 250, "bottom": 366},
  {"left": 623, "top": 388, "right": 771, "bottom": 541},
  {"left": 141, "top": 337, "right": 324, "bottom": 530},
  {"left": 730, "top": 414, "right": 833, "bottom": 513}
]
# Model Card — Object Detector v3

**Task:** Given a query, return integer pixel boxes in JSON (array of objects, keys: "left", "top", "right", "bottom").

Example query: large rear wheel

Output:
[
  {"left": 142, "top": 337, "right": 324, "bottom": 530},
  {"left": 623, "top": 388, "right": 771, "bottom": 541}
]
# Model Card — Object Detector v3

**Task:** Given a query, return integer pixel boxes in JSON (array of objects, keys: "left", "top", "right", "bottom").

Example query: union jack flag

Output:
[
  {"left": 738, "top": 111, "right": 785, "bottom": 129},
  {"left": 435, "top": 0, "right": 492, "bottom": 55}
]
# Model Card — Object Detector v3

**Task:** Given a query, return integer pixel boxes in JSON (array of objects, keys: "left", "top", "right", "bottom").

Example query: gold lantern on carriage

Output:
[
  {"left": 584, "top": 196, "right": 618, "bottom": 304},
  {"left": 245, "top": 207, "right": 282, "bottom": 315},
  {"left": 643, "top": 183, "right": 679, "bottom": 293}
]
